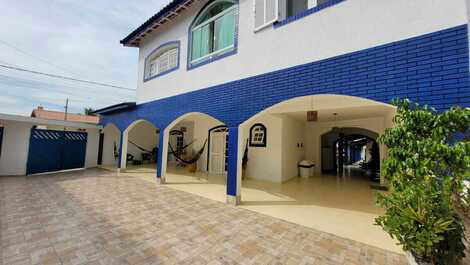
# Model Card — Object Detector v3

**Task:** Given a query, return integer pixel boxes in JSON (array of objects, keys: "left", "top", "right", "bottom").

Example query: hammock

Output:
[
  {"left": 169, "top": 139, "right": 207, "bottom": 165},
  {"left": 129, "top": 140, "right": 154, "bottom": 153}
]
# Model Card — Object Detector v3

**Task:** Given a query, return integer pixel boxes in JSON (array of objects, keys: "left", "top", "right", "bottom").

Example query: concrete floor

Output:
[
  {"left": 113, "top": 164, "right": 402, "bottom": 254},
  {"left": 0, "top": 169, "right": 406, "bottom": 265}
]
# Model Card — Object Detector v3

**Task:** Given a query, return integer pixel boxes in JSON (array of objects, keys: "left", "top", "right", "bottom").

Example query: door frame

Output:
[{"left": 207, "top": 125, "right": 228, "bottom": 173}]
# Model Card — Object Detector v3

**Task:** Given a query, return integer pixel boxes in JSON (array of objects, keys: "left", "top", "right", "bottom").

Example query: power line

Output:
[
  {"left": 0, "top": 63, "right": 136, "bottom": 91},
  {"left": 0, "top": 75, "right": 129, "bottom": 106},
  {"left": 0, "top": 71, "right": 133, "bottom": 96},
  {"left": 0, "top": 39, "right": 77, "bottom": 76}
]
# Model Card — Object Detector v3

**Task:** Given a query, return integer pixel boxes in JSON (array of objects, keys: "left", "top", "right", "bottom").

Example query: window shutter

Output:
[
  {"left": 158, "top": 52, "right": 169, "bottom": 73},
  {"left": 254, "top": 0, "right": 278, "bottom": 31},
  {"left": 168, "top": 48, "right": 178, "bottom": 69}
]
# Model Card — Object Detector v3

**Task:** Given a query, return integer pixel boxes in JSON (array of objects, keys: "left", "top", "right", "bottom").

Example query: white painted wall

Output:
[
  {"left": 84, "top": 128, "right": 100, "bottom": 168},
  {"left": 136, "top": 0, "right": 467, "bottom": 103},
  {"left": 102, "top": 124, "right": 120, "bottom": 166},
  {"left": 0, "top": 120, "right": 32, "bottom": 176},
  {"left": 281, "top": 115, "right": 306, "bottom": 181},
  {"left": 242, "top": 114, "right": 283, "bottom": 182},
  {"left": 0, "top": 120, "right": 101, "bottom": 176}
]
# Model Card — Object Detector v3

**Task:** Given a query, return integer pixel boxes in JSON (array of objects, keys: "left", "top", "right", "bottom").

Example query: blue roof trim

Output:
[
  {"left": 93, "top": 102, "right": 136, "bottom": 115},
  {"left": 274, "top": 0, "right": 346, "bottom": 29}
]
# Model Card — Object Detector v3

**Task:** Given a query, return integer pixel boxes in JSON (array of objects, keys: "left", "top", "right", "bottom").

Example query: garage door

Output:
[{"left": 26, "top": 129, "right": 88, "bottom": 175}]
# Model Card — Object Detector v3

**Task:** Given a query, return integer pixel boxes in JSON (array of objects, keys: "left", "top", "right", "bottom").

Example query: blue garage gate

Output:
[{"left": 26, "top": 129, "right": 88, "bottom": 175}]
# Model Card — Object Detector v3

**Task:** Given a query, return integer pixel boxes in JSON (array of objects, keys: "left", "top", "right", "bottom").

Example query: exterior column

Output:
[
  {"left": 119, "top": 131, "right": 128, "bottom": 170},
  {"left": 156, "top": 131, "right": 165, "bottom": 184},
  {"left": 226, "top": 126, "right": 242, "bottom": 205},
  {"left": 117, "top": 131, "right": 124, "bottom": 171}
]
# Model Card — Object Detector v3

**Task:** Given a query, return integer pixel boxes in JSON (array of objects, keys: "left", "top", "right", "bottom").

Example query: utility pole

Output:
[
  {"left": 64, "top": 99, "right": 69, "bottom": 121},
  {"left": 64, "top": 98, "right": 69, "bottom": 131}
]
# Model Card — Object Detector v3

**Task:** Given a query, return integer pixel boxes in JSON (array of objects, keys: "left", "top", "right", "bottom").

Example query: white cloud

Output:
[{"left": 0, "top": 0, "right": 170, "bottom": 115}]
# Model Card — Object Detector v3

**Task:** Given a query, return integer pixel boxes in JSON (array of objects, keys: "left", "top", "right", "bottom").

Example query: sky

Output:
[{"left": 0, "top": 0, "right": 171, "bottom": 116}]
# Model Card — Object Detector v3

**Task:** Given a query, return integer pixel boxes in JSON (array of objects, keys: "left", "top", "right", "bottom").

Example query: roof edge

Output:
[
  {"left": 93, "top": 102, "right": 137, "bottom": 115},
  {"left": 120, "top": 0, "right": 194, "bottom": 47}
]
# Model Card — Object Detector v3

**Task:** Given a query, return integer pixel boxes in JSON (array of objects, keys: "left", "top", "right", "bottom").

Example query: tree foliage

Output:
[
  {"left": 84, "top": 107, "right": 96, "bottom": 116},
  {"left": 375, "top": 99, "right": 470, "bottom": 265}
]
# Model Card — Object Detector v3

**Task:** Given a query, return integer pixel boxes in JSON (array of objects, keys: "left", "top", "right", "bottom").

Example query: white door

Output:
[{"left": 209, "top": 129, "right": 228, "bottom": 174}]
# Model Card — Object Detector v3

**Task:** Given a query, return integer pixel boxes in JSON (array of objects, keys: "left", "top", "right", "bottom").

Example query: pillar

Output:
[
  {"left": 117, "top": 131, "right": 124, "bottom": 171},
  {"left": 156, "top": 131, "right": 165, "bottom": 184},
  {"left": 119, "top": 131, "right": 128, "bottom": 169},
  {"left": 226, "top": 126, "right": 242, "bottom": 205}
]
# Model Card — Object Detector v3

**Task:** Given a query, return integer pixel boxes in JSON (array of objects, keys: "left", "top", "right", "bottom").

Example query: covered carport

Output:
[{"left": 0, "top": 112, "right": 101, "bottom": 176}]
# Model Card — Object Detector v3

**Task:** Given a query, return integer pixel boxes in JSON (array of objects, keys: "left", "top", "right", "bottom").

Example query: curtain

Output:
[
  {"left": 192, "top": 24, "right": 211, "bottom": 61},
  {"left": 215, "top": 10, "right": 235, "bottom": 51}
]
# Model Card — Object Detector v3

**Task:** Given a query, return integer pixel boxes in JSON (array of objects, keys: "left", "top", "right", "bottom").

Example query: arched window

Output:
[
  {"left": 189, "top": 0, "right": 237, "bottom": 66},
  {"left": 249, "top": 123, "right": 267, "bottom": 147},
  {"left": 144, "top": 41, "right": 180, "bottom": 81}
]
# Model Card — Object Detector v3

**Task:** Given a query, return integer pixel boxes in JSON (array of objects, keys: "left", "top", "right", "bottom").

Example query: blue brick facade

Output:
[
  {"left": 104, "top": 24, "right": 470, "bottom": 196},
  {"left": 102, "top": 24, "right": 470, "bottom": 133}
]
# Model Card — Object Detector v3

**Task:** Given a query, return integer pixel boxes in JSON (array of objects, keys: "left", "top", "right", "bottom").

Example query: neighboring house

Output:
[
  {"left": 0, "top": 113, "right": 101, "bottom": 176},
  {"left": 95, "top": 0, "right": 470, "bottom": 205},
  {"left": 31, "top": 106, "right": 99, "bottom": 131}
]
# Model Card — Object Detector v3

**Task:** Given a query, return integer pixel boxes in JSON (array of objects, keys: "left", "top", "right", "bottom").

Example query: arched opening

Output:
[
  {"left": 120, "top": 120, "right": 160, "bottom": 173},
  {"left": 321, "top": 128, "right": 380, "bottom": 182},
  {"left": 233, "top": 94, "right": 397, "bottom": 248},
  {"left": 160, "top": 113, "right": 227, "bottom": 192},
  {"left": 99, "top": 123, "right": 121, "bottom": 170}
]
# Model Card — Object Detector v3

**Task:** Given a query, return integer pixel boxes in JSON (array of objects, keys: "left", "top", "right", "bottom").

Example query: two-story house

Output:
[{"left": 96, "top": 0, "right": 469, "bottom": 211}]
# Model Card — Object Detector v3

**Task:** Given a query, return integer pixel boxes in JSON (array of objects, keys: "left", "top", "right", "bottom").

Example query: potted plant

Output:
[{"left": 375, "top": 99, "right": 469, "bottom": 265}]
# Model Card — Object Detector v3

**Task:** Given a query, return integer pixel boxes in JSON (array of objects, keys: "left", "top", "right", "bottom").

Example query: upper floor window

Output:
[
  {"left": 189, "top": 0, "right": 237, "bottom": 65},
  {"left": 257, "top": 0, "right": 337, "bottom": 30},
  {"left": 144, "top": 41, "right": 179, "bottom": 81}
]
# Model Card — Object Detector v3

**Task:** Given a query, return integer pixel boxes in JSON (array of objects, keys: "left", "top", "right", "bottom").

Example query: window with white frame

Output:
[
  {"left": 145, "top": 43, "right": 179, "bottom": 80},
  {"left": 249, "top": 123, "right": 267, "bottom": 147},
  {"left": 190, "top": 0, "right": 237, "bottom": 64},
  {"left": 254, "top": 0, "right": 278, "bottom": 31}
]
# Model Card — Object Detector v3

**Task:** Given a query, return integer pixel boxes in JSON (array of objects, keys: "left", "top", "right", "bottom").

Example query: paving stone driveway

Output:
[{"left": 0, "top": 169, "right": 406, "bottom": 265}]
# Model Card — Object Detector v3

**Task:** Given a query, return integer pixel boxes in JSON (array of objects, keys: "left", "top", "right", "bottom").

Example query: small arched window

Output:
[
  {"left": 189, "top": 0, "right": 237, "bottom": 66},
  {"left": 144, "top": 41, "right": 180, "bottom": 81},
  {"left": 249, "top": 123, "right": 267, "bottom": 147}
]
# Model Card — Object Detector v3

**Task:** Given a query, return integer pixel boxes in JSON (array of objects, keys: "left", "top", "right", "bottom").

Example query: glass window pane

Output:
[
  {"left": 192, "top": 28, "right": 202, "bottom": 60},
  {"left": 214, "top": 10, "right": 235, "bottom": 51},
  {"left": 201, "top": 24, "right": 211, "bottom": 57},
  {"left": 195, "top": 2, "right": 234, "bottom": 26}
]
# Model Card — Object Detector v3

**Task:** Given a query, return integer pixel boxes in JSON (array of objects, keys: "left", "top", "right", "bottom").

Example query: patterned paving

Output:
[{"left": 0, "top": 169, "right": 406, "bottom": 265}]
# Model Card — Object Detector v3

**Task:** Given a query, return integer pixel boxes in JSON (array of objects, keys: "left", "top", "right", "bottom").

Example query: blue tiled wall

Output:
[{"left": 102, "top": 24, "right": 470, "bottom": 131}]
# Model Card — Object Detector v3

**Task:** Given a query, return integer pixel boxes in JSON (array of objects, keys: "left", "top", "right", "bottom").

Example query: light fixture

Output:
[{"left": 307, "top": 95, "right": 318, "bottom": 122}]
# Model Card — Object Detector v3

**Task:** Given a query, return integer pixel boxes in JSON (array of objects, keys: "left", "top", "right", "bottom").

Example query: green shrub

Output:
[{"left": 375, "top": 99, "right": 470, "bottom": 265}]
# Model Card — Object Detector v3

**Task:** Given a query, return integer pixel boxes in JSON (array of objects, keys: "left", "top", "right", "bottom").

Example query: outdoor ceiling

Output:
[{"left": 277, "top": 105, "right": 393, "bottom": 122}]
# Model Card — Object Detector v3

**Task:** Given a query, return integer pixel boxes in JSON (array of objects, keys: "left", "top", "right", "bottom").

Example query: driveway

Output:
[{"left": 0, "top": 169, "right": 406, "bottom": 265}]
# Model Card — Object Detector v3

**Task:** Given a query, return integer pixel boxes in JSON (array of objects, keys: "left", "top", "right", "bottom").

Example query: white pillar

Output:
[{"left": 120, "top": 132, "right": 128, "bottom": 169}]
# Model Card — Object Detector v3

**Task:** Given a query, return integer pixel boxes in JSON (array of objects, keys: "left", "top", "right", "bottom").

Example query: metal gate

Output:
[{"left": 26, "top": 129, "right": 88, "bottom": 175}]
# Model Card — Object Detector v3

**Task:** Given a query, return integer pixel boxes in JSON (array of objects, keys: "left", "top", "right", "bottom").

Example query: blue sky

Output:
[{"left": 0, "top": 0, "right": 170, "bottom": 115}]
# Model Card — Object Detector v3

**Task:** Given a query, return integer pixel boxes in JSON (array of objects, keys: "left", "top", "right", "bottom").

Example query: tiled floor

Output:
[
  {"left": 129, "top": 166, "right": 400, "bottom": 253},
  {"left": 0, "top": 169, "right": 406, "bottom": 265}
]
